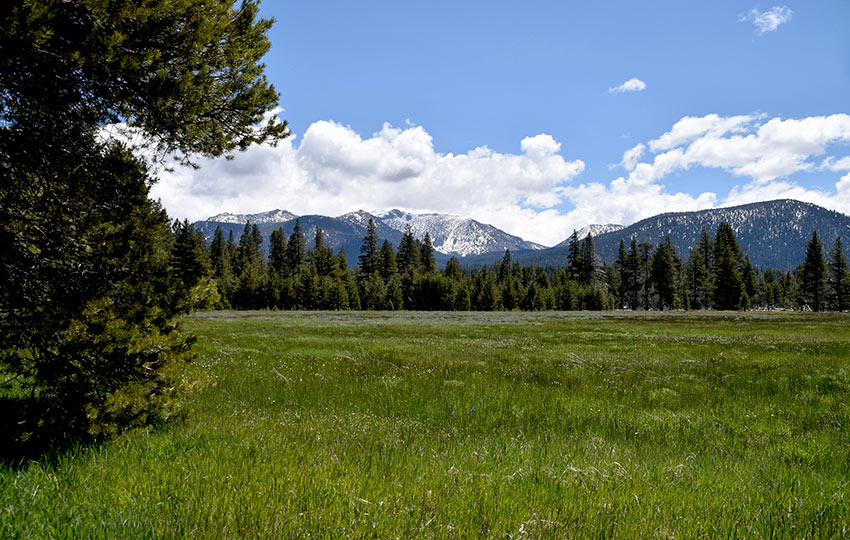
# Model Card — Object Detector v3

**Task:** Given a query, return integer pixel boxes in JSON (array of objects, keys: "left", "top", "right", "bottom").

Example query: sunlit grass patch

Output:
[{"left": 2, "top": 311, "right": 849, "bottom": 538}]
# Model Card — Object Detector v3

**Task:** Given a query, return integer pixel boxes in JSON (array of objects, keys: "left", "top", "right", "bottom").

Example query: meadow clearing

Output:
[{"left": 2, "top": 311, "right": 849, "bottom": 538}]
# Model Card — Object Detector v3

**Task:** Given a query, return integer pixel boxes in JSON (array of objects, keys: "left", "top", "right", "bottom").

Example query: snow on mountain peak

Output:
[
  {"left": 557, "top": 224, "right": 624, "bottom": 246},
  {"left": 206, "top": 209, "right": 296, "bottom": 224},
  {"left": 378, "top": 209, "right": 543, "bottom": 257},
  {"left": 338, "top": 210, "right": 377, "bottom": 227}
]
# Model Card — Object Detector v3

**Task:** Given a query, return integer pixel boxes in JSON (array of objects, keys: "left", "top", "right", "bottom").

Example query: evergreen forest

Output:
[{"left": 174, "top": 217, "right": 850, "bottom": 313}]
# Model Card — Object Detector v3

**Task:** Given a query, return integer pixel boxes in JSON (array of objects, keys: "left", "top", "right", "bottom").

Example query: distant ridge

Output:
[
  {"left": 500, "top": 199, "right": 850, "bottom": 270},
  {"left": 194, "top": 200, "right": 850, "bottom": 270}
]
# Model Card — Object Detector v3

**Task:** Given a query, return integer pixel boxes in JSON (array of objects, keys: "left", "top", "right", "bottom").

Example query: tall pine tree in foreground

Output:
[{"left": 0, "top": 0, "right": 287, "bottom": 446}]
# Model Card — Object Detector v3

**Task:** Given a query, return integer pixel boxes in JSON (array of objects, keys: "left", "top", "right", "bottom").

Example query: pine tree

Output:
[
  {"left": 286, "top": 219, "right": 306, "bottom": 276},
  {"left": 471, "top": 267, "right": 497, "bottom": 311},
  {"left": 251, "top": 224, "right": 264, "bottom": 255},
  {"left": 712, "top": 222, "right": 744, "bottom": 310},
  {"left": 498, "top": 250, "right": 512, "bottom": 284},
  {"left": 420, "top": 233, "right": 437, "bottom": 274},
  {"left": 827, "top": 236, "right": 849, "bottom": 311},
  {"left": 268, "top": 227, "right": 287, "bottom": 276},
  {"left": 171, "top": 220, "right": 210, "bottom": 289},
  {"left": 650, "top": 238, "right": 677, "bottom": 310},
  {"left": 685, "top": 227, "right": 713, "bottom": 309},
  {"left": 234, "top": 222, "right": 266, "bottom": 309},
  {"left": 500, "top": 277, "right": 519, "bottom": 310},
  {"left": 210, "top": 226, "right": 231, "bottom": 280},
  {"left": 170, "top": 219, "right": 213, "bottom": 312},
  {"left": 378, "top": 240, "right": 399, "bottom": 280},
  {"left": 358, "top": 218, "right": 380, "bottom": 276},
  {"left": 625, "top": 237, "right": 642, "bottom": 309},
  {"left": 310, "top": 226, "right": 335, "bottom": 277},
  {"left": 800, "top": 231, "right": 826, "bottom": 311},
  {"left": 579, "top": 234, "right": 600, "bottom": 286},
  {"left": 614, "top": 240, "right": 629, "bottom": 309},
  {"left": 336, "top": 247, "right": 350, "bottom": 276},
  {"left": 602, "top": 262, "right": 621, "bottom": 308},
  {"left": 741, "top": 256, "right": 757, "bottom": 308},
  {"left": 566, "top": 230, "right": 581, "bottom": 280},
  {"left": 444, "top": 256, "right": 463, "bottom": 281},
  {"left": 396, "top": 224, "right": 420, "bottom": 272},
  {"left": 637, "top": 242, "right": 654, "bottom": 310},
  {"left": 295, "top": 263, "right": 320, "bottom": 310},
  {"left": 237, "top": 223, "right": 262, "bottom": 274}
]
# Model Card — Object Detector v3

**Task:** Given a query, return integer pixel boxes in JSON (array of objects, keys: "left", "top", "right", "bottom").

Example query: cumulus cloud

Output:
[
  {"left": 151, "top": 113, "right": 850, "bottom": 248},
  {"left": 642, "top": 114, "right": 850, "bottom": 183},
  {"left": 609, "top": 78, "right": 646, "bottom": 94},
  {"left": 740, "top": 6, "right": 793, "bottom": 34},
  {"left": 619, "top": 143, "right": 646, "bottom": 171},
  {"left": 554, "top": 113, "right": 850, "bottom": 236},
  {"left": 151, "top": 121, "right": 584, "bottom": 245},
  {"left": 648, "top": 114, "right": 754, "bottom": 152},
  {"left": 829, "top": 156, "right": 850, "bottom": 171}
]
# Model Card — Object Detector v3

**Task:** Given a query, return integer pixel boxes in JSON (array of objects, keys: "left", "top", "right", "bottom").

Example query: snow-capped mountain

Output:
[
  {"left": 194, "top": 199, "right": 850, "bottom": 269},
  {"left": 192, "top": 207, "right": 543, "bottom": 263},
  {"left": 556, "top": 224, "right": 624, "bottom": 246},
  {"left": 337, "top": 209, "right": 377, "bottom": 229},
  {"left": 378, "top": 209, "right": 545, "bottom": 257},
  {"left": 206, "top": 209, "right": 297, "bottom": 224}
]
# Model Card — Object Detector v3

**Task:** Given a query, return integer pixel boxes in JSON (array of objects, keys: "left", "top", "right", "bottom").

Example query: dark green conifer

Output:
[
  {"left": 827, "top": 236, "right": 849, "bottom": 311},
  {"left": 396, "top": 224, "right": 420, "bottom": 272},
  {"left": 378, "top": 240, "right": 398, "bottom": 280},
  {"left": 712, "top": 222, "right": 744, "bottom": 310},
  {"left": 358, "top": 219, "right": 380, "bottom": 276},
  {"left": 269, "top": 228, "right": 288, "bottom": 276},
  {"left": 286, "top": 219, "right": 307, "bottom": 276},
  {"left": 420, "top": 233, "right": 437, "bottom": 273},
  {"left": 800, "top": 231, "right": 826, "bottom": 311}
]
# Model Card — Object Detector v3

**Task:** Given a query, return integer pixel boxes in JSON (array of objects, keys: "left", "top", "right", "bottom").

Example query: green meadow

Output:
[{"left": 2, "top": 311, "right": 850, "bottom": 538}]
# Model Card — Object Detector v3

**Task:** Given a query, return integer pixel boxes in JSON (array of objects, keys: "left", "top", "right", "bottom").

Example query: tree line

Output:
[{"left": 171, "top": 218, "right": 850, "bottom": 313}]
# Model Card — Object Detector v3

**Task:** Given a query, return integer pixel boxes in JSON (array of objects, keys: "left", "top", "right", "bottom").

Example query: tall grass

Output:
[{"left": 2, "top": 311, "right": 849, "bottom": 538}]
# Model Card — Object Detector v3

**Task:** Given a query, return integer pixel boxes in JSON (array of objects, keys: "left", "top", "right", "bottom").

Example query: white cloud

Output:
[
  {"left": 829, "top": 156, "right": 850, "bottom": 171},
  {"left": 648, "top": 114, "right": 753, "bottom": 152},
  {"left": 620, "top": 143, "right": 646, "bottom": 171},
  {"left": 609, "top": 77, "right": 646, "bottom": 94},
  {"left": 642, "top": 114, "right": 850, "bottom": 183},
  {"left": 150, "top": 121, "right": 584, "bottom": 246},
  {"left": 151, "top": 113, "right": 850, "bottom": 249},
  {"left": 554, "top": 113, "right": 850, "bottom": 237},
  {"left": 740, "top": 6, "right": 793, "bottom": 34}
]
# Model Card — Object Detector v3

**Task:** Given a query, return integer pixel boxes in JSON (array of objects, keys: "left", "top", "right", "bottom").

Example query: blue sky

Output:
[{"left": 152, "top": 1, "right": 850, "bottom": 245}]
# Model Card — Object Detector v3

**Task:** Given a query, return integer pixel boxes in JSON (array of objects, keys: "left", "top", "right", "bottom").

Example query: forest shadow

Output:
[{"left": 0, "top": 396, "right": 85, "bottom": 469}]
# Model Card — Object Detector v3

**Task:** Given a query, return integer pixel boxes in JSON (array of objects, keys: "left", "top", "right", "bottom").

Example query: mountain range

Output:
[
  {"left": 483, "top": 199, "right": 850, "bottom": 270},
  {"left": 193, "top": 199, "right": 850, "bottom": 270},
  {"left": 193, "top": 208, "right": 543, "bottom": 265}
]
